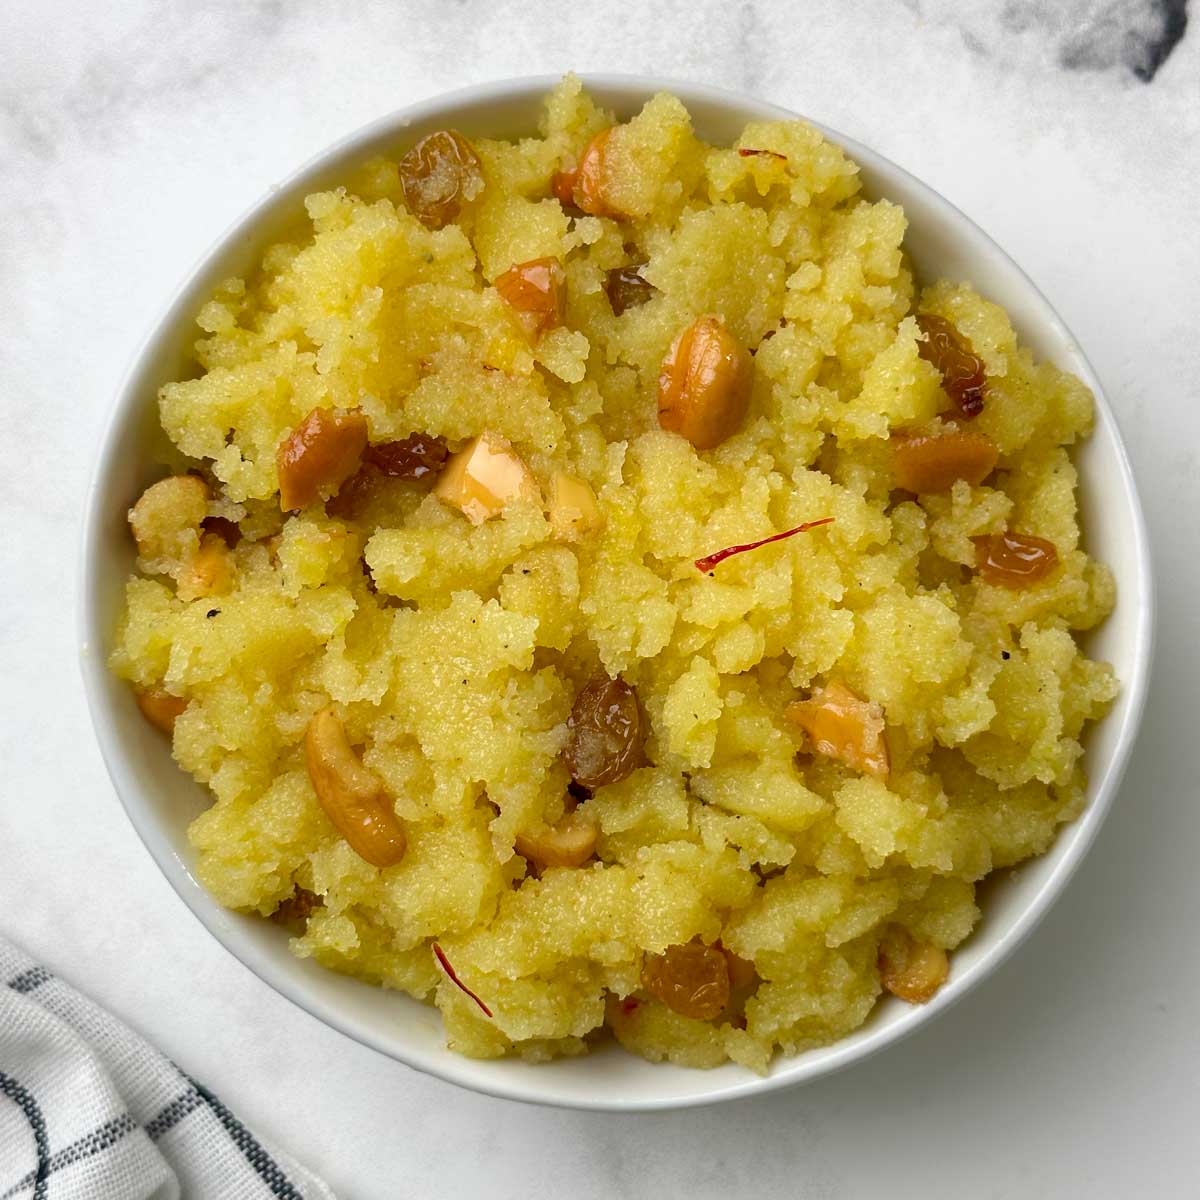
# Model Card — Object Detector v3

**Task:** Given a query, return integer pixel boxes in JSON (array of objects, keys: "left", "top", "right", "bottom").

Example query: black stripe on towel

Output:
[
  {"left": 1, "top": 1114, "right": 137, "bottom": 1200},
  {"left": 145, "top": 1088, "right": 205, "bottom": 1139},
  {"left": 0, "top": 1071, "right": 50, "bottom": 1200},
  {"left": 6, "top": 967, "right": 50, "bottom": 995},
  {"left": 49, "top": 1112, "right": 137, "bottom": 1170},
  {"left": 186, "top": 1076, "right": 305, "bottom": 1200}
]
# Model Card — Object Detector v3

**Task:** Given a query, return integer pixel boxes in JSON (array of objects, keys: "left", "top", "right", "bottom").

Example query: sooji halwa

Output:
[{"left": 112, "top": 78, "right": 1117, "bottom": 1071}]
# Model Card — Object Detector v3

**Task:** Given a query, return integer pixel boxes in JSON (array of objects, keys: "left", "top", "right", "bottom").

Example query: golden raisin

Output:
[
  {"left": 324, "top": 464, "right": 381, "bottom": 521},
  {"left": 719, "top": 944, "right": 759, "bottom": 1023},
  {"left": 642, "top": 943, "right": 730, "bottom": 1021},
  {"left": 277, "top": 407, "right": 368, "bottom": 512},
  {"left": 786, "top": 680, "right": 889, "bottom": 780},
  {"left": 398, "top": 130, "right": 484, "bottom": 230},
  {"left": 604, "top": 263, "right": 657, "bottom": 316},
  {"left": 202, "top": 515, "right": 242, "bottom": 548},
  {"left": 304, "top": 707, "right": 407, "bottom": 869},
  {"left": 551, "top": 167, "right": 578, "bottom": 208},
  {"left": 364, "top": 433, "right": 449, "bottom": 481},
  {"left": 495, "top": 257, "right": 566, "bottom": 341},
  {"left": 973, "top": 530, "right": 1059, "bottom": 589},
  {"left": 892, "top": 429, "right": 999, "bottom": 493},
  {"left": 916, "top": 313, "right": 987, "bottom": 418},
  {"left": 135, "top": 686, "right": 188, "bottom": 735},
  {"left": 657, "top": 315, "right": 753, "bottom": 451},
  {"left": 270, "top": 887, "right": 323, "bottom": 930},
  {"left": 878, "top": 925, "right": 949, "bottom": 1004},
  {"left": 564, "top": 676, "right": 645, "bottom": 789},
  {"left": 327, "top": 437, "right": 446, "bottom": 521},
  {"left": 722, "top": 946, "right": 758, "bottom": 995}
]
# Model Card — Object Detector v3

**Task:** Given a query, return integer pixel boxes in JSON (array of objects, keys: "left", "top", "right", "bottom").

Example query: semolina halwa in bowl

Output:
[{"left": 82, "top": 75, "right": 1152, "bottom": 1109}]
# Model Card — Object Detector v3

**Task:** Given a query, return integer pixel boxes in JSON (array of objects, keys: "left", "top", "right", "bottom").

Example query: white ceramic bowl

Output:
[{"left": 79, "top": 74, "right": 1154, "bottom": 1111}]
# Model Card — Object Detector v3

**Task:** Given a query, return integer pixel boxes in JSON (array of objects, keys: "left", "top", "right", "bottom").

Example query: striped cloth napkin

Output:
[{"left": 0, "top": 935, "right": 334, "bottom": 1199}]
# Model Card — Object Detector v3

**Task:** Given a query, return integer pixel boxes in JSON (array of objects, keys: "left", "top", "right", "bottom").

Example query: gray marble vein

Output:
[{"left": 919, "top": 0, "right": 1191, "bottom": 80}]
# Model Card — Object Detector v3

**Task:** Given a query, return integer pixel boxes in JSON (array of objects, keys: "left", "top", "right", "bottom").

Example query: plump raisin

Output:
[
  {"left": 495, "top": 257, "right": 566, "bottom": 340},
  {"left": 328, "top": 435, "right": 448, "bottom": 520},
  {"left": 642, "top": 943, "right": 730, "bottom": 1021},
  {"left": 722, "top": 945, "right": 757, "bottom": 996},
  {"left": 604, "top": 263, "right": 656, "bottom": 316},
  {"left": 551, "top": 168, "right": 578, "bottom": 209},
  {"left": 270, "top": 887, "right": 323, "bottom": 931},
  {"left": 364, "top": 433, "right": 449, "bottom": 480},
  {"left": 202, "top": 515, "right": 242, "bottom": 548},
  {"left": 325, "top": 464, "right": 379, "bottom": 521},
  {"left": 564, "top": 676, "right": 645, "bottom": 789},
  {"left": 973, "top": 531, "right": 1059, "bottom": 589},
  {"left": 916, "top": 313, "right": 987, "bottom": 418},
  {"left": 716, "top": 941, "right": 759, "bottom": 1023},
  {"left": 399, "top": 130, "right": 485, "bottom": 230}
]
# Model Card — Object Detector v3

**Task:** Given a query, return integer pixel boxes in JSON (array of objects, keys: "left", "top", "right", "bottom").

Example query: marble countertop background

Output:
[{"left": 2, "top": 1, "right": 1197, "bottom": 1196}]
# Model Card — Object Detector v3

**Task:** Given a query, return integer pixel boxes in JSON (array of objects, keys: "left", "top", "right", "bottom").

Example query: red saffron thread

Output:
[
  {"left": 432, "top": 942, "right": 493, "bottom": 1018},
  {"left": 621, "top": 996, "right": 640, "bottom": 1016},
  {"left": 694, "top": 517, "right": 835, "bottom": 574},
  {"left": 737, "top": 147, "right": 787, "bottom": 160}
]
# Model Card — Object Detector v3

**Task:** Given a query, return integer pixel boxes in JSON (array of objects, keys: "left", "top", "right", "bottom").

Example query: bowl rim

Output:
[{"left": 78, "top": 72, "right": 1156, "bottom": 1112}]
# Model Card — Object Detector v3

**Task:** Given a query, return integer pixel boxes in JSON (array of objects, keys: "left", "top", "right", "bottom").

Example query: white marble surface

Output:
[{"left": 2, "top": 1, "right": 1198, "bottom": 1195}]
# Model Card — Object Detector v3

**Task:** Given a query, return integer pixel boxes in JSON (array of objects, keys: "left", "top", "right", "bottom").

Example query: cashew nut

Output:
[
  {"left": 878, "top": 925, "right": 949, "bottom": 1004},
  {"left": 514, "top": 807, "right": 598, "bottom": 869},
  {"left": 277, "top": 407, "right": 368, "bottom": 512},
  {"left": 657, "top": 315, "right": 753, "bottom": 451},
  {"left": 304, "top": 707, "right": 406, "bottom": 869},
  {"left": 128, "top": 474, "right": 210, "bottom": 561},
  {"left": 135, "top": 686, "right": 188, "bottom": 734},
  {"left": 786, "top": 680, "right": 890, "bottom": 780},
  {"left": 176, "top": 532, "right": 233, "bottom": 602}
]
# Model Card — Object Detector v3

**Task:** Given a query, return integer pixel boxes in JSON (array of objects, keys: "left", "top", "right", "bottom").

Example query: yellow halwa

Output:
[{"left": 111, "top": 76, "right": 1117, "bottom": 1072}]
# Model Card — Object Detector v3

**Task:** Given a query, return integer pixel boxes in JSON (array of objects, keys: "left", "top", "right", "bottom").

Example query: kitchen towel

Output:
[{"left": 0, "top": 935, "right": 334, "bottom": 1200}]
